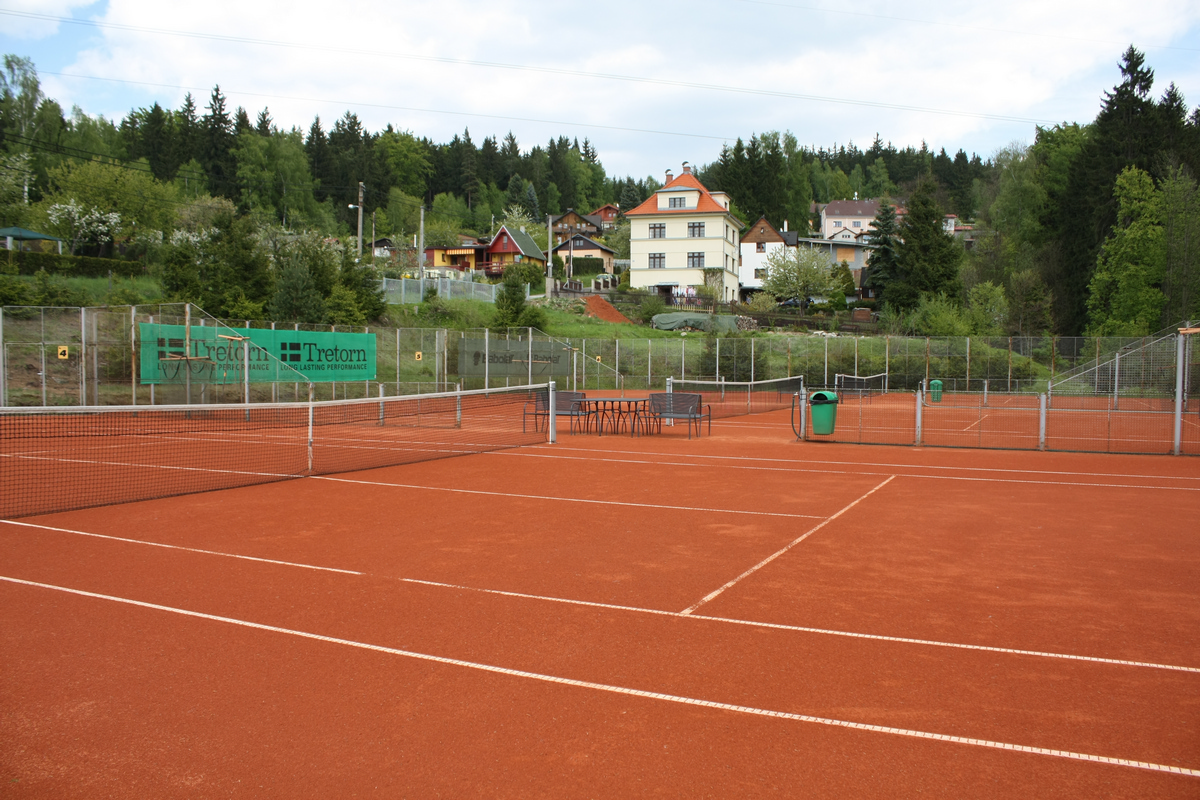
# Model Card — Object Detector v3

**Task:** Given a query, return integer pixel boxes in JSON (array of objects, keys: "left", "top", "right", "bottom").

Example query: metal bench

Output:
[
  {"left": 523, "top": 391, "right": 589, "bottom": 434},
  {"left": 643, "top": 392, "right": 711, "bottom": 439}
]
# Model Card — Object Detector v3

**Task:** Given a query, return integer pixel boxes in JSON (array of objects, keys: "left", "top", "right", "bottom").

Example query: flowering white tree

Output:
[{"left": 46, "top": 199, "right": 121, "bottom": 255}]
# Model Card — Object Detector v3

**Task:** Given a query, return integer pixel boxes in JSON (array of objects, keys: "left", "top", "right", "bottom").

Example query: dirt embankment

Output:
[{"left": 584, "top": 294, "right": 634, "bottom": 325}]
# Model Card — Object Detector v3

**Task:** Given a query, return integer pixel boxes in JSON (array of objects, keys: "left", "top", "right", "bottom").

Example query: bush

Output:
[
  {"left": 636, "top": 295, "right": 666, "bottom": 323},
  {"left": 11, "top": 249, "right": 143, "bottom": 278}
]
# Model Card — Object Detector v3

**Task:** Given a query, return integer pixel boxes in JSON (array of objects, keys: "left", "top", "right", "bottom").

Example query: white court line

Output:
[
  {"left": 0, "top": 451, "right": 296, "bottom": 479},
  {"left": 310, "top": 475, "right": 824, "bottom": 519},
  {"left": 681, "top": 476, "right": 897, "bottom": 615},
  {"left": 3, "top": 576, "right": 1195, "bottom": 779},
  {"left": 6, "top": 518, "right": 1196, "bottom": 674},
  {"left": 963, "top": 414, "right": 989, "bottom": 432},
  {"left": 498, "top": 450, "right": 1200, "bottom": 492},
  {"left": 527, "top": 445, "right": 1200, "bottom": 482}
]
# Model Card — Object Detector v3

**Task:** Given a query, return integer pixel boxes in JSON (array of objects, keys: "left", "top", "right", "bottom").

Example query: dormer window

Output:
[{"left": 669, "top": 197, "right": 686, "bottom": 209}]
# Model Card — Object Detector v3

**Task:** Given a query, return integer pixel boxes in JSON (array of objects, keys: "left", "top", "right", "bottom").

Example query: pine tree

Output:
[
  {"left": 234, "top": 106, "right": 253, "bottom": 136},
  {"left": 888, "top": 180, "right": 962, "bottom": 308},
  {"left": 492, "top": 271, "right": 527, "bottom": 329},
  {"left": 255, "top": 107, "right": 273, "bottom": 136},
  {"left": 176, "top": 92, "right": 201, "bottom": 165},
  {"left": 270, "top": 261, "right": 325, "bottom": 323},
  {"left": 863, "top": 201, "right": 900, "bottom": 295},
  {"left": 202, "top": 86, "right": 236, "bottom": 199}
]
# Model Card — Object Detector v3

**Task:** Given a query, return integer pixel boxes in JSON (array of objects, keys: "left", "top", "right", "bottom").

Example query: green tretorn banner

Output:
[
  {"left": 458, "top": 338, "right": 571, "bottom": 378},
  {"left": 139, "top": 323, "right": 376, "bottom": 384}
]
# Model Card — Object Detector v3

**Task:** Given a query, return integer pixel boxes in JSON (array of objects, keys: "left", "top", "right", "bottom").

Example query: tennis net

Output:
[
  {"left": 670, "top": 375, "right": 805, "bottom": 419},
  {"left": 834, "top": 372, "right": 888, "bottom": 398},
  {"left": 0, "top": 383, "right": 549, "bottom": 518}
]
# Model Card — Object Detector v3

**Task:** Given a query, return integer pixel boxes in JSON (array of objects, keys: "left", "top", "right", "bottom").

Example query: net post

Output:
[
  {"left": 1113, "top": 351, "right": 1120, "bottom": 410},
  {"left": 130, "top": 305, "right": 137, "bottom": 405},
  {"left": 915, "top": 388, "right": 923, "bottom": 445},
  {"left": 455, "top": 382, "right": 462, "bottom": 428},
  {"left": 378, "top": 383, "right": 385, "bottom": 426},
  {"left": 1038, "top": 392, "right": 1047, "bottom": 451},
  {"left": 484, "top": 328, "right": 489, "bottom": 392},
  {"left": 1174, "top": 332, "right": 1185, "bottom": 455},
  {"left": 0, "top": 306, "right": 6, "bottom": 407},
  {"left": 307, "top": 383, "right": 315, "bottom": 474},
  {"left": 243, "top": 337, "right": 250, "bottom": 412},
  {"left": 547, "top": 380, "right": 557, "bottom": 444},
  {"left": 983, "top": 379, "right": 988, "bottom": 406}
]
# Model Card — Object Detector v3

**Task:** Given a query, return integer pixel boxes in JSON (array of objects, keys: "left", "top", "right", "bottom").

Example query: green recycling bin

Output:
[
  {"left": 929, "top": 379, "right": 943, "bottom": 402},
  {"left": 809, "top": 390, "right": 838, "bottom": 435}
]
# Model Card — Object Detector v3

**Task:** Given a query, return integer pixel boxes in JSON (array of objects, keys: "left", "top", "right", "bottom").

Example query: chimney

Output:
[
  {"left": 520, "top": 226, "right": 526, "bottom": 233},
  {"left": 682, "top": 161, "right": 691, "bottom": 174},
  {"left": 665, "top": 169, "right": 673, "bottom": 184},
  {"left": 783, "top": 219, "right": 788, "bottom": 232}
]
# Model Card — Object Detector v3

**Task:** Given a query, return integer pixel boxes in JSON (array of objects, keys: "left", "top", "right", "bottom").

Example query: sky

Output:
[{"left": 3, "top": 0, "right": 1200, "bottom": 181}]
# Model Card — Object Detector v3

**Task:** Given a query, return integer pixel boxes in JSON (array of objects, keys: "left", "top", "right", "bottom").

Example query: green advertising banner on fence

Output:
[
  {"left": 138, "top": 323, "right": 376, "bottom": 384},
  {"left": 457, "top": 338, "right": 571, "bottom": 378}
]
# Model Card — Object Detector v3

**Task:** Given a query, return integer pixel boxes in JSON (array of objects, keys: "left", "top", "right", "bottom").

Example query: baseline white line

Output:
[
  {"left": 963, "top": 414, "right": 989, "bottom": 432},
  {"left": 681, "top": 476, "right": 897, "bottom": 615},
  {"left": 309, "top": 475, "right": 824, "bottom": 519},
  {"left": 3, "top": 576, "right": 1195, "bottom": 779},
  {"left": 522, "top": 445, "right": 1200, "bottom": 482},
  {"left": 7, "top": 519, "right": 1196, "bottom": 674},
  {"left": 498, "top": 451, "right": 1200, "bottom": 492}
]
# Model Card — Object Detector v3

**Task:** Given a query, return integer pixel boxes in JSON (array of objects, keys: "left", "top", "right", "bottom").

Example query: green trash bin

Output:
[
  {"left": 929, "top": 379, "right": 943, "bottom": 403},
  {"left": 809, "top": 390, "right": 838, "bottom": 435}
]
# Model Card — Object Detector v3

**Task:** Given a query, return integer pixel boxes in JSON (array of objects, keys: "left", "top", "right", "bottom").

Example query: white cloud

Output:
[
  {"left": 31, "top": 0, "right": 1200, "bottom": 175},
  {"left": 1, "top": 0, "right": 99, "bottom": 39}
]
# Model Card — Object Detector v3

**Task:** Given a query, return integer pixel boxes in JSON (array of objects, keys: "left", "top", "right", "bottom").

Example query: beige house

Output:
[{"left": 627, "top": 165, "right": 742, "bottom": 302}]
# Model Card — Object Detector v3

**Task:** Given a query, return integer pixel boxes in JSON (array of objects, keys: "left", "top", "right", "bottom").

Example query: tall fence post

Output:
[
  {"left": 1174, "top": 333, "right": 1185, "bottom": 456},
  {"left": 1113, "top": 352, "right": 1120, "bottom": 410},
  {"left": 528, "top": 327, "right": 533, "bottom": 385},
  {"left": 79, "top": 307, "right": 86, "bottom": 405},
  {"left": 307, "top": 383, "right": 315, "bottom": 473},
  {"left": 0, "top": 306, "right": 5, "bottom": 406},
  {"left": 647, "top": 339, "right": 651, "bottom": 388},
  {"left": 750, "top": 338, "right": 755, "bottom": 384},
  {"left": 1039, "top": 392, "right": 1047, "bottom": 451},
  {"left": 130, "top": 305, "right": 137, "bottom": 405},
  {"left": 483, "top": 328, "right": 489, "bottom": 391},
  {"left": 716, "top": 338, "right": 721, "bottom": 383},
  {"left": 914, "top": 388, "right": 922, "bottom": 445}
]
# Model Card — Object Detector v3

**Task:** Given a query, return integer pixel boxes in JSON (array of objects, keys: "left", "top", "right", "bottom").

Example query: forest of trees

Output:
[{"left": 1, "top": 47, "right": 1197, "bottom": 334}]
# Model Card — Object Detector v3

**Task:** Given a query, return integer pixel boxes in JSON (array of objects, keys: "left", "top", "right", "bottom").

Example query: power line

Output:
[
  {"left": 731, "top": 0, "right": 1200, "bottom": 53},
  {"left": 6, "top": 9, "right": 1059, "bottom": 125}
]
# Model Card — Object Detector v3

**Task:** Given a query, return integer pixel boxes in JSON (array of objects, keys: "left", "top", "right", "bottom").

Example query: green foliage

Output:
[
  {"left": 223, "top": 289, "right": 265, "bottom": 321},
  {"left": 910, "top": 294, "right": 972, "bottom": 336},
  {"left": 269, "top": 260, "right": 325, "bottom": 323},
  {"left": 965, "top": 281, "right": 1009, "bottom": 334},
  {"left": 761, "top": 246, "right": 835, "bottom": 311},
  {"left": 339, "top": 255, "right": 386, "bottom": 322},
  {"left": 636, "top": 294, "right": 666, "bottom": 323},
  {"left": 888, "top": 179, "right": 963, "bottom": 309},
  {"left": 1086, "top": 167, "right": 1165, "bottom": 335},
  {"left": 832, "top": 260, "right": 855, "bottom": 297},
  {"left": 745, "top": 291, "right": 778, "bottom": 313},
  {"left": 1006, "top": 268, "right": 1053, "bottom": 335},
  {"left": 491, "top": 271, "right": 528, "bottom": 328},
  {"left": 7, "top": 249, "right": 142, "bottom": 278},
  {"left": 30, "top": 269, "right": 87, "bottom": 306},
  {"left": 325, "top": 284, "right": 366, "bottom": 325},
  {"left": 0, "top": 273, "right": 31, "bottom": 305},
  {"left": 1159, "top": 165, "right": 1200, "bottom": 325}
]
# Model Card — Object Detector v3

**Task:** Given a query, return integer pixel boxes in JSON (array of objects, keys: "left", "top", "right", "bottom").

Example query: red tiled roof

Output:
[{"left": 625, "top": 172, "right": 733, "bottom": 217}]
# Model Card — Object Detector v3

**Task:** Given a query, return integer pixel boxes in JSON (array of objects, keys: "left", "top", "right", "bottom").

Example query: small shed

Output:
[{"left": 0, "top": 227, "right": 64, "bottom": 255}]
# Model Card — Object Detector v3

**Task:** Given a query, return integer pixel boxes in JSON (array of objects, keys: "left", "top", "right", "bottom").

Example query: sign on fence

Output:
[
  {"left": 138, "top": 323, "right": 377, "bottom": 384},
  {"left": 457, "top": 338, "right": 570, "bottom": 378}
]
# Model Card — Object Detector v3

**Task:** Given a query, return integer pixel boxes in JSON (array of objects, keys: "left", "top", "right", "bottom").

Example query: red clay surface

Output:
[
  {"left": 584, "top": 294, "right": 633, "bottom": 324},
  {"left": 3, "top": 407, "right": 1200, "bottom": 797}
]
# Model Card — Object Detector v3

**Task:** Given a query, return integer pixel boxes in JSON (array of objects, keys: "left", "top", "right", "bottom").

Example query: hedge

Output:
[{"left": 6, "top": 250, "right": 146, "bottom": 278}]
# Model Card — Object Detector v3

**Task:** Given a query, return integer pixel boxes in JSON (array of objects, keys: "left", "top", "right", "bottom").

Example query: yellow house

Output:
[{"left": 626, "top": 165, "right": 742, "bottom": 302}]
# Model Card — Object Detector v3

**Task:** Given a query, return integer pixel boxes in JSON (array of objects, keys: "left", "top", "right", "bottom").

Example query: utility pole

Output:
[
  {"left": 356, "top": 182, "right": 364, "bottom": 258},
  {"left": 418, "top": 204, "right": 426, "bottom": 280}
]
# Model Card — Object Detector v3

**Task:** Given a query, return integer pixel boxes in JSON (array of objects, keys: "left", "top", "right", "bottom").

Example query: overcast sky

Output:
[{"left": 4, "top": 0, "right": 1200, "bottom": 181}]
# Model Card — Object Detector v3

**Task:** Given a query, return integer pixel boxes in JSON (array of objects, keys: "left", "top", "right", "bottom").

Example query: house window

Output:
[
  {"left": 688, "top": 222, "right": 704, "bottom": 238},
  {"left": 754, "top": 268, "right": 767, "bottom": 280},
  {"left": 649, "top": 223, "right": 665, "bottom": 239},
  {"left": 852, "top": 220, "right": 862, "bottom": 228},
  {"left": 687, "top": 252, "right": 704, "bottom": 268},
  {"left": 669, "top": 197, "right": 686, "bottom": 208},
  {"left": 648, "top": 253, "right": 665, "bottom": 269},
  {"left": 756, "top": 242, "right": 766, "bottom": 253},
  {"left": 833, "top": 221, "right": 842, "bottom": 228}
]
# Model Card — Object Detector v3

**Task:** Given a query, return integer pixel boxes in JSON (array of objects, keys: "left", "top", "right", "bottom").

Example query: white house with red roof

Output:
[{"left": 626, "top": 164, "right": 743, "bottom": 302}]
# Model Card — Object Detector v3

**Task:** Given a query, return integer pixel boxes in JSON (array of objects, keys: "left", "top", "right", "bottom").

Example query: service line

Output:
[
  {"left": 309, "top": 475, "right": 824, "bottom": 519},
  {"left": 681, "top": 476, "right": 896, "bottom": 615},
  {"left": 3, "top": 576, "right": 1196, "bottom": 779},
  {"left": 5, "top": 518, "right": 1196, "bottom": 674}
]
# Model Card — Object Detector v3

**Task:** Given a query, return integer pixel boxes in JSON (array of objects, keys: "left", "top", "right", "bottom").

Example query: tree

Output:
[
  {"left": 1007, "top": 268, "right": 1053, "bottom": 334},
  {"left": 492, "top": 270, "right": 528, "bottom": 328},
  {"left": 890, "top": 179, "right": 962, "bottom": 309},
  {"left": 1085, "top": 166, "right": 1165, "bottom": 335},
  {"left": 325, "top": 284, "right": 366, "bottom": 325},
  {"left": 761, "top": 246, "right": 836, "bottom": 312},
  {"left": 270, "top": 260, "right": 326, "bottom": 323},
  {"left": 202, "top": 86, "right": 237, "bottom": 200},
  {"left": 966, "top": 281, "right": 1008, "bottom": 334},
  {"left": 1159, "top": 165, "right": 1200, "bottom": 324},
  {"left": 862, "top": 201, "right": 900, "bottom": 295}
]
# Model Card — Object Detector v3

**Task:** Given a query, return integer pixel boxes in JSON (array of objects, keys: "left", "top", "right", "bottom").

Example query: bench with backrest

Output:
[
  {"left": 523, "top": 391, "right": 588, "bottom": 433},
  {"left": 644, "top": 392, "right": 711, "bottom": 439}
]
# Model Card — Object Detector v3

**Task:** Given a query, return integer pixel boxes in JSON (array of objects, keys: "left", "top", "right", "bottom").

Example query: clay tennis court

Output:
[{"left": 3, "top": 404, "right": 1199, "bottom": 797}]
